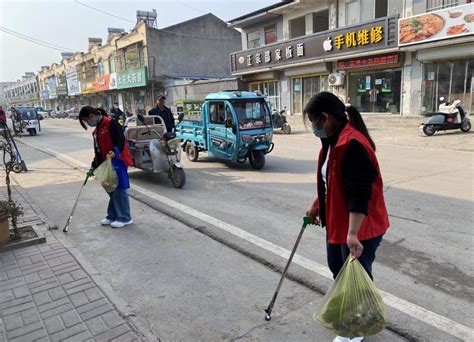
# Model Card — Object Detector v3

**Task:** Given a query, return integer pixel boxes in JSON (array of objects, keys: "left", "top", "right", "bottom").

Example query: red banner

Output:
[
  {"left": 337, "top": 53, "right": 401, "bottom": 70},
  {"left": 95, "top": 74, "right": 110, "bottom": 91}
]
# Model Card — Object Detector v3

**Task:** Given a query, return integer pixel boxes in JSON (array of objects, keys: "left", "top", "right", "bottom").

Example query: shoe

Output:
[
  {"left": 101, "top": 219, "right": 112, "bottom": 226},
  {"left": 350, "top": 338, "right": 364, "bottom": 342},
  {"left": 333, "top": 337, "right": 350, "bottom": 342},
  {"left": 111, "top": 220, "right": 133, "bottom": 228}
]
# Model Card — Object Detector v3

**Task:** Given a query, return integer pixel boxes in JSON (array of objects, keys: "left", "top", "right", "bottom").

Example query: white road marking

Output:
[{"left": 19, "top": 141, "right": 474, "bottom": 341}]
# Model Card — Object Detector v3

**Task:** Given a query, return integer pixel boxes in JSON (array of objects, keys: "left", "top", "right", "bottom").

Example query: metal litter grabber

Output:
[
  {"left": 63, "top": 173, "right": 91, "bottom": 233},
  {"left": 264, "top": 216, "right": 318, "bottom": 321}
]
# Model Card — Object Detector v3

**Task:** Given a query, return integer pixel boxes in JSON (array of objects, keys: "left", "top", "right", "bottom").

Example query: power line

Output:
[
  {"left": 73, "top": 0, "right": 135, "bottom": 23},
  {"left": 176, "top": 0, "right": 207, "bottom": 14},
  {"left": 0, "top": 26, "right": 75, "bottom": 52},
  {"left": 74, "top": 0, "right": 240, "bottom": 40}
]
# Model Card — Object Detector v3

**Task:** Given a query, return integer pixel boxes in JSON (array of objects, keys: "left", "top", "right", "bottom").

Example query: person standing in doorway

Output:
[
  {"left": 148, "top": 95, "right": 175, "bottom": 132},
  {"left": 79, "top": 106, "right": 133, "bottom": 228},
  {"left": 304, "top": 92, "right": 389, "bottom": 342}
]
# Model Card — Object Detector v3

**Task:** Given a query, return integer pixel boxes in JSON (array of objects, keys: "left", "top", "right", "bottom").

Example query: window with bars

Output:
[
  {"left": 426, "top": 0, "right": 459, "bottom": 12},
  {"left": 125, "top": 43, "right": 144, "bottom": 70}
]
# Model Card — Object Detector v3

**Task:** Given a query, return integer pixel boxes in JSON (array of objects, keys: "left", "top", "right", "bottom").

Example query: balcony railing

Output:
[{"left": 426, "top": 0, "right": 459, "bottom": 12}]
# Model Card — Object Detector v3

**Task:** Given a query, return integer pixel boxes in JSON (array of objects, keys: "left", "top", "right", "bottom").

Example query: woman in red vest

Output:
[
  {"left": 305, "top": 92, "right": 389, "bottom": 342},
  {"left": 79, "top": 106, "right": 133, "bottom": 228}
]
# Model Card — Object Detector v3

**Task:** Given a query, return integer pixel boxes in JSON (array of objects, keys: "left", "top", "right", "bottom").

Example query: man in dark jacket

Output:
[
  {"left": 148, "top": 95, "right": 175, "bottom": 132},
  {"left": 110, "top": 102, "right": 125, "bottom": 122}
]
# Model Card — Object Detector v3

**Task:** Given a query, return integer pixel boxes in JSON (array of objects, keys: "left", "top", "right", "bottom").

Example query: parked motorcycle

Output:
[
  {"left": 124, "top": 114, "right": 186, "bottom": 188},
  {"left": 420, "top": 98, "right": 471, "bottom": 136},
  {"left": 272, "top": 107, "right": 291, "bottom": 134}
]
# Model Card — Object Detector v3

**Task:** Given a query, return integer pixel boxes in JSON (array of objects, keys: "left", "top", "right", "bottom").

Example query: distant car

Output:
[
  {"left": 35, "top": 107, "right": 52, "bottom": 118},
  {"left": 65, "top": 108, "right": 79, "bottom": 120}
]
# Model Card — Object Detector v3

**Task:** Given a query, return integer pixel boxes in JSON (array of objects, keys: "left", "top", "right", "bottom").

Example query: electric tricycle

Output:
[
  {"left": 176, "top": 91, "right": 274, "bottom": 170},
  {"left": 124, "top": 113, "right": 186, "bottom": 188}
]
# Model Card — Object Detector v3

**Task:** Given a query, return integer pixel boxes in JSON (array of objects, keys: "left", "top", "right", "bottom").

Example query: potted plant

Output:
[{"left": 0, "top": 200, "right": 23, "bottom": 243}]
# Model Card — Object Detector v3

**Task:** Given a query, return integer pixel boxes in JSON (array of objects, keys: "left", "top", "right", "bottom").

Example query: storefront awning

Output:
[{"left": 417, "top": 42, "right": 474, "bottom": 62}]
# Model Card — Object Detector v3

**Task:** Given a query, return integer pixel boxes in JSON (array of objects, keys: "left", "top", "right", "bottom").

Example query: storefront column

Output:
[{"left": 401, "top": 52, "right": 423, "bottom": 116}]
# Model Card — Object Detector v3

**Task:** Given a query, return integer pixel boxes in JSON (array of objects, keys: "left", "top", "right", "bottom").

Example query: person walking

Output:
[
  {"left": 304, "top": 92, "right": 389, "bottom": 342},
  {"left": 148, "top": 95, "right": 175, "bottom": 133},
  {"left": 79, "top": 106, "right": 133, "bottom": 228}
]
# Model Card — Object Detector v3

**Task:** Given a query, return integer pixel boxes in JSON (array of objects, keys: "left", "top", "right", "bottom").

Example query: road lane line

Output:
[{"left": 20, "top": 141, "right": 474, "bottom": 341}]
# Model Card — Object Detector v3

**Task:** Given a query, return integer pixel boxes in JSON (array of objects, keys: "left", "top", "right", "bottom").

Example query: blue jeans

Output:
[
  {"left": 106, "top": 189, "right": 131, "bottom": 223},
  {"left": 327, "top": 234, "right": 384, "bottom": 280}
]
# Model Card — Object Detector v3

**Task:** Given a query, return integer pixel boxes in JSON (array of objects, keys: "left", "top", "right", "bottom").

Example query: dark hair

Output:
[
  {"left": 303, "top": 91, "right": 376, "bottom": 150},
  {"left": 79, "top": 106, "right": 107, "bottom": 130}
]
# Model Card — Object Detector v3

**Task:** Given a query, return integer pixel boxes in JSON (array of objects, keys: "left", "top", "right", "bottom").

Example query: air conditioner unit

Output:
[{"left": 328, "top": 73, "right": 345, "bottom": 87}]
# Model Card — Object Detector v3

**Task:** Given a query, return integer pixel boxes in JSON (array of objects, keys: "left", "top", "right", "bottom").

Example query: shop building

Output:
[
  {"left": 399, "top": 2, "right": 473, "bottom": 116},
  {"left": 229, "top": 0, "right": 472, "bottom": 116},
  {"left": 4, "top": 73, "right": 40, "bottom": 107}
]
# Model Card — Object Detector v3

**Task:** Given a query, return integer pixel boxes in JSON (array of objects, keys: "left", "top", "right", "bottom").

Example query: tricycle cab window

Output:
[
  {"left": 209, "top": 102, "right": 226, "bottom": 124},
  {"left": 231, "top": 99, "right": 271, "bottom": 130}
]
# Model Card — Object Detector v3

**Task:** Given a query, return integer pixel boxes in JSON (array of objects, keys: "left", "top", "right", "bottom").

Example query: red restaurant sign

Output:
[
  {"left": 337, "top": 53, "right": 401, "bottom": 70},
  {"left": 95, "top": 74, "right": 111, "bottom": 91}
]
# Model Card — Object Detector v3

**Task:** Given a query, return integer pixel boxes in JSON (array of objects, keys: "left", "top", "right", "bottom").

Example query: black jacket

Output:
[
  {"left": 318, "top": 121, "right": 377, "bottom": 227},
  {"left": 148, "top": 106, "right": 175, "bottom": 133}
]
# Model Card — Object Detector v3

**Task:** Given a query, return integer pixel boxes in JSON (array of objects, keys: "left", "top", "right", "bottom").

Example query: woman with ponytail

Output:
[
  {"left": 304, "top": 92, "right": 389, "bottom": 342},
  {"left": 79, "top": 106, "right": 133, "bottom": 228}
]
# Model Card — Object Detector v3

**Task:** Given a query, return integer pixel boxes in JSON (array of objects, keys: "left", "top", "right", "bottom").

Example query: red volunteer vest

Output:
[
  {"left": 315, "top": 124, "right": 389, "bottom": 244},
  {"left": 93, "top": 116, "right": 133, "bottom": 167}
]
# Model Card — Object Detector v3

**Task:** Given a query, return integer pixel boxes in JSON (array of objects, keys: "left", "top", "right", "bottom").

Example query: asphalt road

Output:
[{"left": 8, "top": 118, "right": 474, "bottom": 341}]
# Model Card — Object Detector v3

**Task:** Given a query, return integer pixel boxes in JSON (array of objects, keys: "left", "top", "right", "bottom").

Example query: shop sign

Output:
[
  {"left": 117, "top": 67, "right": 147, "bottom": 89},
  {"left": 337, "top": 53, "right": 402, "bottom": 70},
  {"left": 399, "top": 3, "right": 473, "bottom": 46},
  {"left": 48, "top": 76, "right": 57, "bottom": 99},
  {"left": 231, "top": 16, "right": 397, "bottom": 74},
  {"left": 95, "top": 74, "right": 110, "bottom": 92},
  {"left": 66, "top": 66, "right": 81, "bottom": 96},
  {"left": 81, "top": 81, "right": 96, "bottom": 94},
  {"left": 109, "top": 73, "right": 117, "bottom": 90},
  {"left": 56, "top": 84, "right": 68, "bottom": 96}
]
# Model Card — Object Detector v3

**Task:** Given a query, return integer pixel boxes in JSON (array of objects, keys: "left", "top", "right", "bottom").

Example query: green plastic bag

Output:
[
  {"left": 314, "top": 257, "right": 387, "bottom": 337},
  {"left": 93, "top": 158, "right": 117, "bottom": 193}
]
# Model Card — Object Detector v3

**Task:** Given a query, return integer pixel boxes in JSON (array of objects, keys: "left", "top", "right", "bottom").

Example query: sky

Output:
[{"left": 0, "top": 0, "right": 276, "bottom": 82}]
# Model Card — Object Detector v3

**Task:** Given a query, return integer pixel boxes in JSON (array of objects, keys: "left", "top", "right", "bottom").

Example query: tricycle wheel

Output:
[
  {"left": 170, "top": 166, "right": 186, "bottom": 188},
  {"left": 186, "top": 144, "right": 199, "bottom": 162},
  {"left": 282, "top": 123, "right": 291, "bottom": 134},
  {"left": 461, "top": 121, "right": 471, "bottom": 133},
  {"left": 249, "top": 150, "right": 265, "bottom": 170},
  {"left": 422, "top": 124, "right": 436, "bottom": 136}
]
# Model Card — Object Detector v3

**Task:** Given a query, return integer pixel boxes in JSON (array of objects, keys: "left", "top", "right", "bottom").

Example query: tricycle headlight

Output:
[
  {"left": 265, "top": 132, "right": 273, "bottom": 140},
  {"left": 242, "top": 135, "right": 252, "bottom": 142}
]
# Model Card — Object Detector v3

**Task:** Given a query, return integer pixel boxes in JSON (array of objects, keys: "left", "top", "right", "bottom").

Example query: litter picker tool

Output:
[
  {"left": 63, "top": 173, "right": 91, "bottom": 233},
  {"left": 264, "top": 216, "right": 317, "bottom": 321}
]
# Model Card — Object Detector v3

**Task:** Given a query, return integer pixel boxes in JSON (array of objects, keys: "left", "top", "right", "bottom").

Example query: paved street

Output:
[{"left": 4, "top": 117, "right": 474, "bottom": 341}]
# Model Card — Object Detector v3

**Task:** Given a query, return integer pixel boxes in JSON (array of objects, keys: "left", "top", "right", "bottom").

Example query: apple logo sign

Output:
[{"left": 323, "top": 38, "right": 333, "bottom": 52}]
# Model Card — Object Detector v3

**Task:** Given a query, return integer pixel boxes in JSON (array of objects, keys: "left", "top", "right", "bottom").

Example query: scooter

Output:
[
  {"left": 124, "top": 114, "right": 186, "bottom": 188},
  {"left": 272, "top": 107, "right": 291, "bottom": 134},
  {"left": 420, "top": 98, "right": 471, "bottom": 136}
]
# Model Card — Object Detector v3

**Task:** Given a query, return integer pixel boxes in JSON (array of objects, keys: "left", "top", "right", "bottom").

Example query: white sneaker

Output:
[
  {"left": 111, "top": 220, "right": 133, "bottom": 228},
  {"left": 333, "top": 337, "right": 351, "bottom": 342},
  {"left": 350, "top": 338, "right": 364, "bottom": 342},
  {"left": 101, "top": 219, "right": 112, "bottom": 226}
]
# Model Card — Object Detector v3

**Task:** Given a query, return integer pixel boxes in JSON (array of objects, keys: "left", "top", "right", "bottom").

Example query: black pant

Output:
[{"left": 326, "top": 234, "right": 384, "bottom": 280}]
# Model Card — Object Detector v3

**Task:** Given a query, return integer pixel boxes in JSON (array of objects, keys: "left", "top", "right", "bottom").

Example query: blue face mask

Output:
[
  {"left": 312, "top": 127, "right": 327, "bottom": 139},
  {"left": 87, "top": 120, "right": 97, "bottom": 127}
]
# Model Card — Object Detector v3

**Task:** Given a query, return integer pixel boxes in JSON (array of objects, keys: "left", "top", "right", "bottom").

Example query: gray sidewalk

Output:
[{"left": 0, "top": 186, "right": 141, "bottom": 342}]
